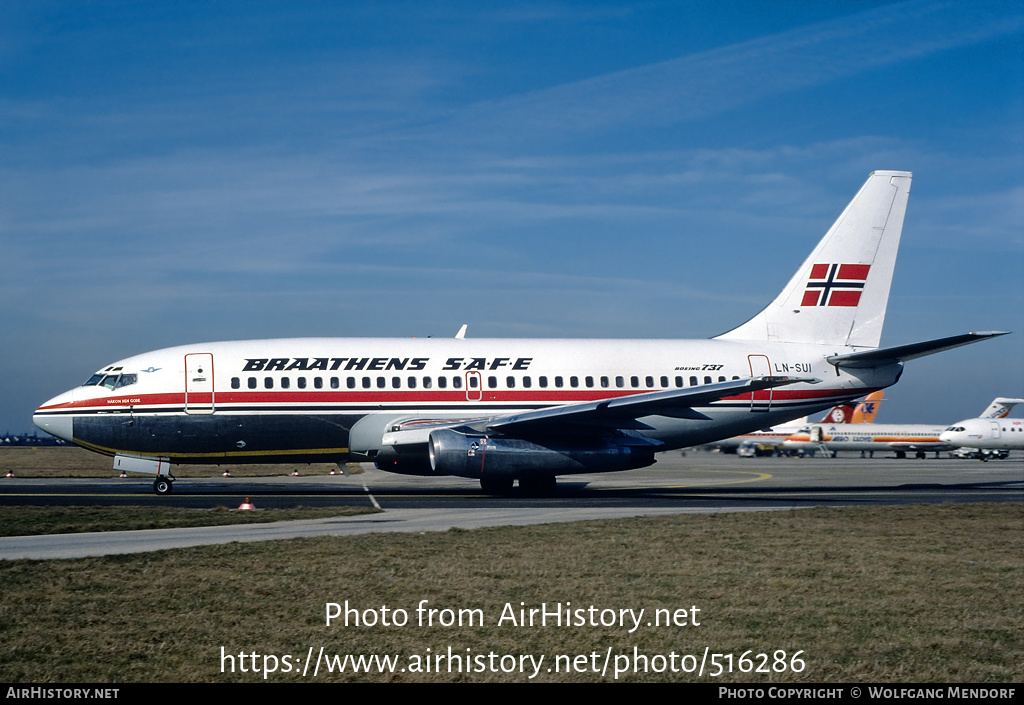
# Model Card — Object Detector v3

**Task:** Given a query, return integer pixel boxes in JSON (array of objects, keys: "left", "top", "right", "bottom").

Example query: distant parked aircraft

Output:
[{"left": 783, "top": 397, "right": 1022, "bottom": 458}]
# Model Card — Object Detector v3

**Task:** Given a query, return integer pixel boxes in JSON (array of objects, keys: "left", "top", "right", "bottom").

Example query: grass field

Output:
[
  {"left": 0, "top": 446, "right": 348, "bottom": 478},
  {"left": 1, "top": 502, "right": 1021, "bottom": 683},
  {"left": 0, "top": 505, "right": 379, "bottom": 537}
]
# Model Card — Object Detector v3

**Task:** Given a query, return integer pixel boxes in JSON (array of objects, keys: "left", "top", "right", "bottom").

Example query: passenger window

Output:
[
  {"left": 362, "top": 377, "right": 371, "bottom": 389},
  {"left": 674, "top": 376, "right": 682, "bottom": 387},
  {"left": 248, "top": 377, "right": 257, "bottom": 389},
  {"left": 601, "top": 376, "right": 609, "bottom": 388},
  {"left": 231, "top": 377, "right": 240, "bottom": 390},
  {"left": 453, "top": 376, "right": 462, "bottom": 389},
  {"left": 392, "top": 377, "right": 401, "bottom": 388},
  {"left": 376, "top": 377, "right": 386, "bottom": 389},
  {"left": 585, "top": 376, "right": 594, "bottom": 388},
  {"left": 438, "top": 376, "right": 447, "bottom": 389},
  {"left": 507, "top": 376, "right": 515, "bottom": 388},
  {"left": 408, "top": 376, "right": 417, "bottom": 389},
  {"left": 264, "top": 377, "right": 273, "bottom": 389},
  {"left": 555, "top": 376, "right": 564, "bottom": 388},
  {"left": 661, "top": 376, "right": 669, "bottom": 387},
  {"left": 488, "top": 376, "right": 497, "bottom": 388},
  {"left": 523, "top": 376, "right": 531, "bottom": 388},
  {"left": 704, "top": 376, "right": 712, "bottom": 385},
  {"left": 281, "top": 377, "right": 290, "bottom": 389},
  {"left": 297, "top": 377, "right": 306, "bottom": 389},
  {"left": 423, "top": 377, "right": 432, "bottom": 389},
  {"left": 690, "top": 376, "right": 698, "bottom": 386},
  {"left": 539, "top": 376, "right": 548, "bottom": 388},
  {"left": 616, "top": 376, "right": 625, "bottom": 388},
  {"left": 314, "top": 377, "right": 323, "bottom": 389},
  {"left": 570, "top": 376, "right": 579, "bottom": 388}
]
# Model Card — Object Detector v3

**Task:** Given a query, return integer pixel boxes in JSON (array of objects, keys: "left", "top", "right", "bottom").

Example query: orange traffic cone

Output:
[
  {"left": 222, "top": 470, "right": 231, "bottom": 477},
  {"left": 238, "top": 497, "right": 255, "bottom": 510}
]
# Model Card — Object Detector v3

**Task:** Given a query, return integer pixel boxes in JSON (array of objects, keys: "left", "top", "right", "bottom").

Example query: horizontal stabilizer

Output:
[{"left": 826, "top": 331, "right": 1009, "bottom": 369}]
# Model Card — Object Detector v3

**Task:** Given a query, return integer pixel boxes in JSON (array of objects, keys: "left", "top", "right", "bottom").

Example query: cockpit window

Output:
[{"left": 84, "top": 371, "right": 138, "bottom": 389}]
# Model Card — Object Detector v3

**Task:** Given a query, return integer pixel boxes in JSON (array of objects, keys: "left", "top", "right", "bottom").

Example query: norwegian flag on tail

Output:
[{"left": 800, "top": 263, "right": 870, "bottom": 307}]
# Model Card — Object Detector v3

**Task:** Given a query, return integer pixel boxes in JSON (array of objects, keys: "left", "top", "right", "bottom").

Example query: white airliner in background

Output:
[
  {"left": 33, "top": 171, "right": 1006, "bottom": 494},
  {"left": 713, "top": 391, "right": 884, "bottom": 453},
  {"left": 940, "top": 399, "right": 1024, "bottom": 453},
  {"left": 782, "top": 397, "right": 1023, "bottom": 459}
]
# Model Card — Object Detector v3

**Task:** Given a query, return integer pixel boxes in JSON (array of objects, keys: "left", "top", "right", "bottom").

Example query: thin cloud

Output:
[{"left": 445, "top": 0, "right": 1023, "bottom": 137}]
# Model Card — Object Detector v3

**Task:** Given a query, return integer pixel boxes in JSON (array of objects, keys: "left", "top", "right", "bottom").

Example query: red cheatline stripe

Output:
[{"left": 36, "top": 386, "right": 872, "bottom": 414}]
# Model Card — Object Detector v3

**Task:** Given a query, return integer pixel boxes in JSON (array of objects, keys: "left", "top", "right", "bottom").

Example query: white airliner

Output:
[
  {"left": 32, "top": 171, "right": 1006, "bottom": 494},
  {"left": 783, "top": 396, "right": 1024, "bottom": 458},
  {"left": 940, "top": 399, "right": 1024, "bottom": 452}
]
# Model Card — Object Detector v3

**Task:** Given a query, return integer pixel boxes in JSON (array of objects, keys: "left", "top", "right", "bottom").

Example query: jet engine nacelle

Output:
[{"left": 427, "top": 428, "right": 658, "bottom": 479}]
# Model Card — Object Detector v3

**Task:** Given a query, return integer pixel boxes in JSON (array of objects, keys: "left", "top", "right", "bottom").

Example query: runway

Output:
[{"left": 1, "top": 451, "right": 1020, "bottom": 560}]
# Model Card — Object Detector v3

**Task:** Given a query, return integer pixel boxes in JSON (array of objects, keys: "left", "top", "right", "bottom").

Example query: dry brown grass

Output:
[
  {"left": 0, "top": 446, "right": 353, "bottom": 478},
  {"left": 0, "top": 505, "right": 378, "bottom": 537},
  {"left": 1, "top": 503, "right": 1020, "bottom": 683}
]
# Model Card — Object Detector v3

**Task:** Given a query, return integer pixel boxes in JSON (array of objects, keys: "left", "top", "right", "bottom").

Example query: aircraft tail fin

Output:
[
  {"left": 716, "top": 171, "right": 912, "bottom": 348},
  {"left": 851, "top": 390, "right": 885, "bottom": 423},
  {"left": 821, "top": 404, "right": 856, "bottom": 424},
  {"left": 979, "top": 397, "right": 1024, "bottom": 419}
]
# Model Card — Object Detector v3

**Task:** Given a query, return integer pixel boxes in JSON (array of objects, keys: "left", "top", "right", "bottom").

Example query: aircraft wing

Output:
[
  {"left": 886, "top": 442, "right": 950, "bottom": 451},
  {"left": 486, "top": 375, "right": 818, "bottom": 433},
  {"left": 381, "top": 375, "right": 818, "bottom": 448},
  {"left": 826, "top": 331, "right": 1008, "bottom": 369}
]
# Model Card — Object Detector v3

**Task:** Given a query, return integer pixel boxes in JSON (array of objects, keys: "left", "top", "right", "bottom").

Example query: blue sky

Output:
[{"left": 2, "top": 0, "right": 1022, "bottom": 432}]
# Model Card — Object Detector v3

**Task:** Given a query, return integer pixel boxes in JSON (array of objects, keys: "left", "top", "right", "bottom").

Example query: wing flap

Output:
[{"left": 486, "top": 375, "right": 818, "bottom": 433}]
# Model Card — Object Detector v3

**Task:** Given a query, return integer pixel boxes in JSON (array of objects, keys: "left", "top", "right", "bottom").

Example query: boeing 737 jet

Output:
[{"left": 33, "top": 171, "right": 1006, "bottom": 494}]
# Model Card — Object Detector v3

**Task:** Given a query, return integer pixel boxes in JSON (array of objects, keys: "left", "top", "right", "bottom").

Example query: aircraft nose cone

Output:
[
  {"left": 33, "top": 412, "right": 73, "bottom": 443},
  {"left": 33, "top": 390, "right": 76, "bottom": 443}
]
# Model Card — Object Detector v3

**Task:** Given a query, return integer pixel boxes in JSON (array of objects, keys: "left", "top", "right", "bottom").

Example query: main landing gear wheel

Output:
[
  {"left": 153, "top": 477, "right": 174, "bottom": 495},
  {"left": 518, "top": 475, "right": 557, "bottom": 497},
  {"left": 480, "top": 477, "right": 514, "bottom": 495}
]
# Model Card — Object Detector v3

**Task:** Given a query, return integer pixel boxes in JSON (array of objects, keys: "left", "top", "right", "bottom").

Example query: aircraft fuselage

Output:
[{"left": 34, "top": 337, "right": 896, "bottom": 469}]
